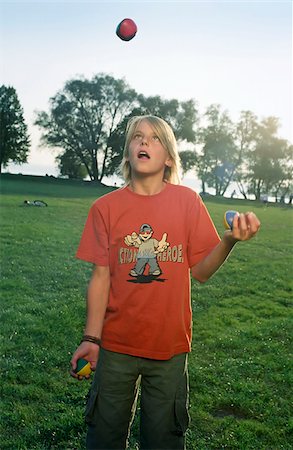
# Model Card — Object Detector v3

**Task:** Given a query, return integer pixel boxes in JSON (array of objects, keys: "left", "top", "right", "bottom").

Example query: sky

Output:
[{"left": 1, "top": 0, "right": 292, "bottom": 186}]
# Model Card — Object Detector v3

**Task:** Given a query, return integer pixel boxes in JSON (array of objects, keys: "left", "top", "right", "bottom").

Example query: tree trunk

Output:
[
  {"left": 255, "top": 180, "right": 262, "bottom": 201},
  {"left": 99, "top": 145, "right": 110, "bottom": 183},
  {"left": 237, "top": 181, "right": 248, "bottom": 199},
  {"left": 92, "top": 151, "right": 99, "bottom": 181}
]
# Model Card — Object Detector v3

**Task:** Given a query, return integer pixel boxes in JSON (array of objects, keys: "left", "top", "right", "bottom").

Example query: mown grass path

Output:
[{"left": 1, "top": 174, "right": 292, "bottom": 449}]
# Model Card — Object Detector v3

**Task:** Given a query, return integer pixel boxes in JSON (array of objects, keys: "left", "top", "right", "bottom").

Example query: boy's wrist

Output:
[
  {"left": 80, "top": 335, "right": 101, "bottom": 346},
  {"left": 222, "top": 232, "right": 238, "bottom": 247}
]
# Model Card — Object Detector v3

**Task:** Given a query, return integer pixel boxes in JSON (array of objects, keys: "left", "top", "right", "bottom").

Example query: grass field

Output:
[{"left": 1, "top": 173, "right": 292, "bottom": 450}]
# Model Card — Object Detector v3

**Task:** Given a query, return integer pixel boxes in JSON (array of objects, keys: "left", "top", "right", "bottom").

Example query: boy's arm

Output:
[
  {"left": 191, "top": 212, "right": 260, "bottom": 283},
  {"left": 70, "top": 265, "right": 110, "bottom": 378},
  {"left": 85, "top": 265, "right": 110, "bottom": 337}
]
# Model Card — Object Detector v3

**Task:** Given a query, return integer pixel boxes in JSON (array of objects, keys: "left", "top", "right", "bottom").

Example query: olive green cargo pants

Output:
[{"left": 85, "top": 349, "right": 190, "bottom": 450}]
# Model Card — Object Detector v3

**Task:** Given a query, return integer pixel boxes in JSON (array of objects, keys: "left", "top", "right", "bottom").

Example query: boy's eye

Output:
[{"left": 132, "top": 133, "right": 160, "bottom": 142}]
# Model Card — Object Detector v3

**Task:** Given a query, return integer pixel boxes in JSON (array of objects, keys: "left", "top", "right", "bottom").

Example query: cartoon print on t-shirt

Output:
[{"left": 124, "top": 223, "right": 169, "bottom": 277}]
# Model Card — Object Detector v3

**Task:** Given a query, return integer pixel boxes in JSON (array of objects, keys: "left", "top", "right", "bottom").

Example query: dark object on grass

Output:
[
  {"left": 22, "top": 200, "right": 48, "bottom": 207},
  {"left": 212, "top": 404, "right": 249, "bottom": 420}
]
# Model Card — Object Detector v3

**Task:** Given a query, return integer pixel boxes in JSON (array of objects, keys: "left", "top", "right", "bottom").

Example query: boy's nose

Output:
[{"left": 141, "top": 136, "right": 149, "bottom": 145}]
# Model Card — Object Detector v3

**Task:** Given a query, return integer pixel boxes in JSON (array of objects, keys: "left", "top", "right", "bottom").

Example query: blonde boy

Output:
[{"left": 71, "top": 115, "right": 260, "bottom": 450}]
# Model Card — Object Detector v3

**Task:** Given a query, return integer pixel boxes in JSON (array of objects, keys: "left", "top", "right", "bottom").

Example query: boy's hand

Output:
[
  {"left": 225, "top": 212, "right": 261, "bottom": 243},
  {"left": 70, "top": 341, "right": 100, "bottom": 380}
]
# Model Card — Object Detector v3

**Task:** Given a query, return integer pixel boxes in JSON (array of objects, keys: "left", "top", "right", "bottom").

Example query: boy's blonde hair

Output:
[{"left": 120, "top": 115, "right": 181, "bottom": 185}]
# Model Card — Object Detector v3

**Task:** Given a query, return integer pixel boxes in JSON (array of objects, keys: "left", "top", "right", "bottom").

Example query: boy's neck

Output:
[{"left": 128, "top": 177, "right": 167, "bottom": 196}]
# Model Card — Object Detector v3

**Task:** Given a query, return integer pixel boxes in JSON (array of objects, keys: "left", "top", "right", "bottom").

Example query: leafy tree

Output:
[
  {"left": 245, "top": 117, "right": 291, "bottom": 200},
  {"left": 233, "top": 113, "right": 292, "bottom": 201},
  {"left": 35, "top": 74, "right": 138, "bottom": 182},
  {"left": 0, "top": 85, "right": 30, "bottom": 173},
  {"left": 36, "top": 74, "right": 199, "bottom": 182},
  {"left": 196, "top": 104, "right": 238, "bottom": 195},
  {"left": 271, "top": 146, "right": 292, "bottom": 202},
  {"left": 234, "top": 111, "right": 259, "bottom": 199}
]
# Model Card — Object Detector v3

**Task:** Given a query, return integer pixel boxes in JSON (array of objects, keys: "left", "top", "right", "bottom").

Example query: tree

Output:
[
  {"left": 234, "top": 111, "right": 259, "bottom": 199},
  {"left": 36, "top": 74, "right": 199, "bottom": 182},
  {"left": 233, "top": 113, "right": 292, "bottom": 201},
  {"left": 35, "top": 74, "right": 138, "bottom": 182},
  {"left": 245, "top": 117, "right": 291, "bottom": 200},
  {"left": 271, "top": 146, "right": 292, "bottom": 202},
  {"left": 0, "top": 85, "right": 30, "bottom": 173},
  {"left": 196, "top": 104, "right": 238, "bottom": 195}
]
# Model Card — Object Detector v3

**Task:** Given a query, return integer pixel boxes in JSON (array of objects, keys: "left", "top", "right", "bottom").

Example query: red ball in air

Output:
[{"left": 116, "top": 18, "right": 137, "bottom": 41}]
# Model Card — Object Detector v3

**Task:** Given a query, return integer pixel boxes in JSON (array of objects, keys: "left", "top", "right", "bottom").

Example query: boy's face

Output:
[{"left": 127, "top": 120, "right": 172, "bottom": 179}]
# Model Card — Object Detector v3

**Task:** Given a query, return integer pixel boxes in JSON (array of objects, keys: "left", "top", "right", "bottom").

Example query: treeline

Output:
[{"left": 1, "top": 75, "right": 292, "bottom": 201}]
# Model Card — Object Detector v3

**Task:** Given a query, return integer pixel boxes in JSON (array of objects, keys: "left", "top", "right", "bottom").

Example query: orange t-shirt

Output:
[{"left": 76, "top": 184, "right": 220, "bottom": 360}]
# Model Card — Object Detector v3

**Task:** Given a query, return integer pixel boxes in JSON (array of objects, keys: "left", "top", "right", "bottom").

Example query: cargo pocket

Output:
[{"left": 174, "top": 374, "right": 190, "bottom": 436}]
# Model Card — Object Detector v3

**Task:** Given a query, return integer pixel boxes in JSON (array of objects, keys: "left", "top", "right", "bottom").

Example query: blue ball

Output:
[{"left": 224, "top": 210, "right": 238, "bottom": 229}]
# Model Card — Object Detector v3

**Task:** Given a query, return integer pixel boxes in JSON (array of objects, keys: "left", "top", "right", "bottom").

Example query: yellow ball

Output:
[{"left": 75, "top": 358, "right": 92, "bottom": 376}]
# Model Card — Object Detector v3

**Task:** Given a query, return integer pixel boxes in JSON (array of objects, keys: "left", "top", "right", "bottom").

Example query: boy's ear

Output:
[{"left": 165, "top": 158, "right": 172, "bottom": 167}]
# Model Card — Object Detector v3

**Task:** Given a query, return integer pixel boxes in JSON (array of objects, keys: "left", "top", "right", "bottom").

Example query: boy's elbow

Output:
[
  {"left": 193, "top": 275, "right": 209, "bottom": 284},
  {"left": 191, "top": 268, "right": 210, "bottom": 284}
]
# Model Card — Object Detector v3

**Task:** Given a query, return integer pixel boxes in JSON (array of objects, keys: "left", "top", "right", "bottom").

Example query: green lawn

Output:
[{"left": 1, "top": 173, "right": 292, "bottom": 449}]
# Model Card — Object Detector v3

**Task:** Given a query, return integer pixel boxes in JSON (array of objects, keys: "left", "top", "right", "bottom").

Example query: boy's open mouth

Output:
[{"left": 138, "top": 151, "right": 150, "bottom": 159}]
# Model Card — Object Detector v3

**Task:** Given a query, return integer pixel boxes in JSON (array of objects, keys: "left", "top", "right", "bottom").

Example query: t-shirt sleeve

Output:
[
  {"left": 76, "top": 202, "right": 109, "bottom": 266},
  {"left": 187, "top": 195, "right": 221, "bottom": 268}
]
